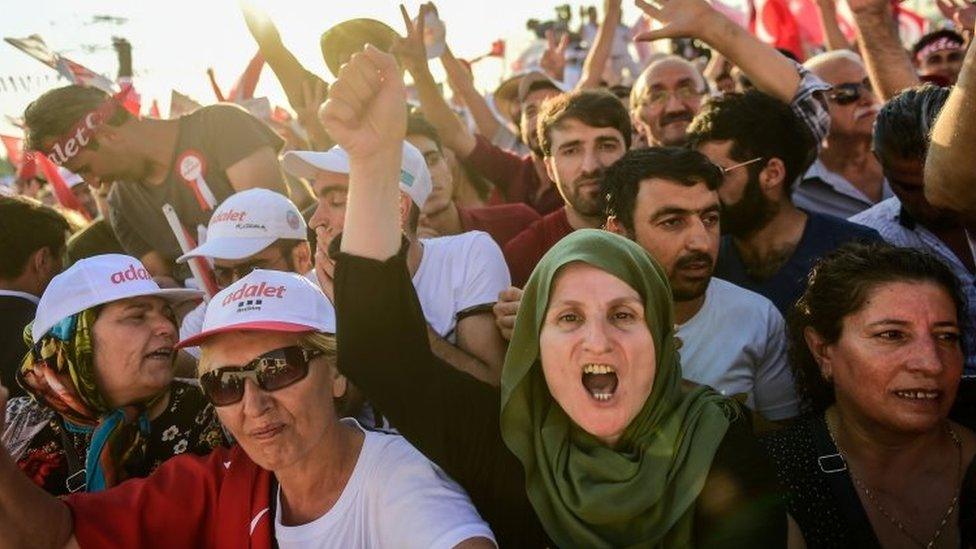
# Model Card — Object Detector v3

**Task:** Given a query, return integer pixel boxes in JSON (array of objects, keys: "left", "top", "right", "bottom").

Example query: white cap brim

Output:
[
  {"left": 282, "top": 150, "right": 349, "bottom": 179},
  {"left": 177, "top": 236, "right": 278, "bottom": 263},
  {"left": 176, "top": 320, "right": 322, "bottom": 349},
  {"left": 32, "top": 287, "right": 203, "bottom": 344}
]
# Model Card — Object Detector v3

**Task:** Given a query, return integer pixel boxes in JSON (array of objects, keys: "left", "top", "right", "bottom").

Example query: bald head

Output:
[{"left": 630, "top": 55, "right": 707, "bottom": 147}]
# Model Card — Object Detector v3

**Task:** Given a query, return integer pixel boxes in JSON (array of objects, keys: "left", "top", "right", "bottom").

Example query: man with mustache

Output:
[
  {"left": 502, "top": 89, "right": 631, "bottom": 287},
  {"left": 605, "top": 147, "right": 798, "bottom": 421},
  {"left": 794, "top": 51, "right": 894, "bottom": 218}
]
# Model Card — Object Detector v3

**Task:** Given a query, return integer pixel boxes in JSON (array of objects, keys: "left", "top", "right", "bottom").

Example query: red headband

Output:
[
  {"left": 41, "top": 86, "right": 134, "bottom": 166},
  {"left": 916, "top": 37, "right": 963, "bottom": 64}
]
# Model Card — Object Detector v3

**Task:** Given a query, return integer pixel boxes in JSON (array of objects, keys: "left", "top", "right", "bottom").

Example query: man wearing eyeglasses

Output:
[
  {"left": 176, "top": 188, "right": 316, "bottom": 359},
  {"left": 794, "top": 51, "right": 894, "bottom": 219}
]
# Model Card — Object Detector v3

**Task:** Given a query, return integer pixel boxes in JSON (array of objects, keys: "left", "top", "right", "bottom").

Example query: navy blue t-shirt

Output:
[{"left": 716, "top": 211, "right": 882, "bottom": 316}]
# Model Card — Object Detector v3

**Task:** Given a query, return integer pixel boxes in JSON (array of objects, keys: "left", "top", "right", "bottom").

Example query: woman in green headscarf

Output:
[
  {"left": 334, "top": 229, "right": 785, "bottom": 547},
  {"left": 326, "top": 48, "right": 785, "bottom": 547}
]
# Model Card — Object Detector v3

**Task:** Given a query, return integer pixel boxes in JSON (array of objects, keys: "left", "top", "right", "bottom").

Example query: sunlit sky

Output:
[{"left": 0, "top": 0, "right": 661, "bottom": 136}]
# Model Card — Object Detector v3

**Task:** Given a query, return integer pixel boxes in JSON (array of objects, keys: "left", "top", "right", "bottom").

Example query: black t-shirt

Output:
[
  {"left": 108, "top": 104, "right": 284, "bottom": 277},
  {"left": 0, "top": 294, "right": 36, "bottom": 399}
]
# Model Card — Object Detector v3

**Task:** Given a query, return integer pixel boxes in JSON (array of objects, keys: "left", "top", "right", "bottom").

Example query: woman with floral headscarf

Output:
[
  {"left": 1, "top": 254, "right": 226, "bottom": 495},
  {"left": 321, "top": 47, "right": 786, "bottom": 548}
]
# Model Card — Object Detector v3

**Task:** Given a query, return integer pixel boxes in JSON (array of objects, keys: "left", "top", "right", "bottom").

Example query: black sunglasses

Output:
[
  {"left": 199, "top": 345, "right": 323, "bottom": 407},
  {"left": 827, "top": 80, "right": 873, "bottom": 106}
]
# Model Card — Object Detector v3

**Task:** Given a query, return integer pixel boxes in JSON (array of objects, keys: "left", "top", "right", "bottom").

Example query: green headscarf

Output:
[{"left": 500, "top": 229, "right": 734, "bottom": 548}]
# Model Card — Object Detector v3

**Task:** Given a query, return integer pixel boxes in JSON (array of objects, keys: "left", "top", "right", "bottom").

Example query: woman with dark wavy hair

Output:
[{"left": 762, "top": 241, "right": 976, "bottom": 548}]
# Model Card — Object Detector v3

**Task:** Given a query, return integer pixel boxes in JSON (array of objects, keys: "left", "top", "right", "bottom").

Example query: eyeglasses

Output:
[
  {"left": 199, "top": 346, "right": 323, "bottom": 406},
  {"left": 826, "top": 80, "right": 873, "bottom": 106},
  {"left": 719, "top": 156, "right": 764, "bottom": 176},
  {"left": 642, "top": 85, "right": 704, "bottom": 107},
  {"left": 213, "top": 253, "right": 289, "bottom": 288}
]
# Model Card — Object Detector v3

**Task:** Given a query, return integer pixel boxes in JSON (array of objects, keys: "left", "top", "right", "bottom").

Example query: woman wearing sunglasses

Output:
[
  {"left": 0, "top": 268, "right": 495, "bottom": 548},
  {"left": 1, "top": 254, "right": 225, "bottom": 496},
  {"left": 322, "top": 47, "right": 785, "bottom": 547}
]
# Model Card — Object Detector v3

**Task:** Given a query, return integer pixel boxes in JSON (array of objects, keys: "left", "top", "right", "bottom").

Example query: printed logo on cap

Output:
[
  {"left": 110, "top": 263, "right": 153, "bottom": 284},
  {"left": 220, "top": 280, "right": 288, "bottom": 313},
  {"left": 401, "top": 169, "right": 415, "bottom": 188}
]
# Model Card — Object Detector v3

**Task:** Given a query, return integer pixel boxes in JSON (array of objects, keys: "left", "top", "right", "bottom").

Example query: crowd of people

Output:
[{"left": 1, "top": 0, "right": 976, "bottom": 546}]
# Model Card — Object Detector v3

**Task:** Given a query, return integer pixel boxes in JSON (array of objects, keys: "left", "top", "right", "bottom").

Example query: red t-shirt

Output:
[
  {"left": 503, "top": 208, "right": 575, "bottom": 287},
  {"left": 458, "top": 203, "right": 542, "bottom": 248},
  {"left": 65, "top": 445, "right": 274, "bottom": 549},
  {"left": 462, "top": 135, "right": 563, "bottom": 215}
]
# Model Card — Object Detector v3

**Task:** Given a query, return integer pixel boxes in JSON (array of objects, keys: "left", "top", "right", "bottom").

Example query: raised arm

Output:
[
  {"left": 394, "top": 4, "right": 477, "bottom": 158},
  {"left": 815, "top": 0, "right": 852, "bottom": 51},
  {"left": 634, "top": 0, "right": 800, "bottom": 102},
  {"left": 440, "top": 47, "right": 502, "bottom": 143},
  {"left": 847, "top": 0, "right": 919, "bottom": 101},
  {"left": 0, "top": 382, "right": 75, "bottom": 549},
  {"left": 577, "top": 0, "right": 622, "bottom": 90},
  {"left": 926, "top": 39, "right": 976, "bottom": 218}
]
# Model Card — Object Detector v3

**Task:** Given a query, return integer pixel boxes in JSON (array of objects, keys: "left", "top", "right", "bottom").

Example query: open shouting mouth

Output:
[{"left": 582, "top": 363, "right": 619, "bottom": 402}]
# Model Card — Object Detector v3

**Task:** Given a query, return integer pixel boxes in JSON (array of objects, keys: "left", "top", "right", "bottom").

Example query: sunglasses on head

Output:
[
  {"left": 827, "top": 80, "right": 873, "bottom": 106},
  {"left": 199, "top": 345, "right": 323, "bottom": 406}
]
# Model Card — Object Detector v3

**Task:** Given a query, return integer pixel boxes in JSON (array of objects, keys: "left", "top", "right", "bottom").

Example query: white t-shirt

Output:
[
  {"left": 413, "top": 231, "right": 511, "bottom": 342},
  {"left": 676, "top": 278, "right": 799, "bottom": 421},
  {"left": 274, "top": 419, "right": 495, "bottom": 549},
  {"left": 179, "top": 271, "right": 325, "bottom": 358}
]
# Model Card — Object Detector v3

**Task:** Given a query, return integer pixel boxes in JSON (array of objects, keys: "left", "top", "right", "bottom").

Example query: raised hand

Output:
[
  {"left": 320, "top": 45, "right": 406, "bottom": 161},
  {"left": 633, "top": 0, "right": 719, "bottom": 42},
  {"left": 540, "top": 30, "right": 570, "bottom": 81},
  {"left": 937, "top": 0, "right": 976, "bottom": 32},
  {"left": 392, "top": 3, "right": 431, "bottom": 75},
  {"left": 493, "top": 286, "right": 523, "bottom": 341}
]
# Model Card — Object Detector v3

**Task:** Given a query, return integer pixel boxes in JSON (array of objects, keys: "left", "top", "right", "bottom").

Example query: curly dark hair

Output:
[
  {"left": 788, "top": 241, "right": 968, "bottom": 415},
  {"left": 686, "top": 90, "right": 816, "bottom": 199}
]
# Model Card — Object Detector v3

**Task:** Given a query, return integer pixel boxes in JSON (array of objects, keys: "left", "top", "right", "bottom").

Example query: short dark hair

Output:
[
  {"left": 0, "top": 196, "right": 69, "bottom": 279},
  {"left": 603, "top": 147, "right": 723, "bottom": 233},
  {"left": 23, "top": 85, "right": 131, "bottom": 152},
  {"left": 788, "top": 241, "right": 967, "bottom": 415},
  {"left": 912, "top": 29, "right": 965, "bottom": 60},
  {"left": 406, "top": 113, "right": 443, "bottom": 152},
  {"left": 537, "top": 89, "right": 632, "bottom": 156},
  {"left": 873, "top": 84, "right": 948, "bottom": 165},
  {"left": 687, "top": 90, "right": 816, "bottom": 197}
]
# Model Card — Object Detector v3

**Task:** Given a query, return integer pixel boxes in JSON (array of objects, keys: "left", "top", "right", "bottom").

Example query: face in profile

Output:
[
  {"left": 200, "top": 330, "right": 346, "bottom": 472},
  {"left": 539, "top": 262, "right": 656, "bottom": 446},
  {"left": 809, "top": 281, "right": 963, "bottom": 434}
]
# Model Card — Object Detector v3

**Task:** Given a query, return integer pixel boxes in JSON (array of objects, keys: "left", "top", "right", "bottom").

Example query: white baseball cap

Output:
[
  {"left": 282, "top": 142, "right": 433, "bottom": 209},
  {"left": 32, "top": 254, "right": 202, "bottom": 344},
  {"left": 177, "top": 188, "right": 307, "bottom": 263},
  {"left": 176, "top": 269, "right": 335, "bottom": 349}
]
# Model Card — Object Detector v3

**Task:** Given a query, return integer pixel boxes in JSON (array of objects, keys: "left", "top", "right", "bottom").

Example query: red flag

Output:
[
  {"left": 272, "top": 106, "right": 292, "bottom": 123},
  {"left": 16, "top": 152, "right": 36, "bottom": 181},
  {"left": 0, "top": 134, "right": 24, "bottom": 168},
  {"left": 34, "top": 153, "right": 92, "bottom": 221},
  {"left": 56, "top": 57, "right": 114, "bottom": 92},
  {"left": 490, "top": 39, "right": 506, "bottom": 57},
  {"left": 149, "top": 99, "right": 161, "bottom": 119},
  {"left": 893, "top": 2, "right": 928, "bottom": 47},
  {"left": 750, "top": 0, "right": 804, "bottom": 61},
  {"left": 227, "top": 52, "right": 264, "bottom": 101}
]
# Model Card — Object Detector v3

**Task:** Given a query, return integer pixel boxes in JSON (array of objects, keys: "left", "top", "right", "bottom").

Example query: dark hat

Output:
[{"left": 320, "top": 18, "right": 399, "bottom": 77}]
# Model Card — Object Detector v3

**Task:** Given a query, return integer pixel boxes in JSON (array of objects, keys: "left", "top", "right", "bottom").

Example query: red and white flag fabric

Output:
[
  {"left": 56, "top": 57, "right": 115, "bottom": 93},
  {"left": 34, "top": 153, "right": 92, "bottom": 221},
  {"left": 227, "top": 51, "right": 264, "bottom": 102},
  {"left": 3, "top": 34, "right": 58, "bottom": 68},
  {"left": 893, "top": 2, "right": 928, "bottom": 48},
  {"left": 750, "top": 0, "right": 805, "bottom": 60},
  {"left": 1, "top": 134, "right": 24, "bottom": 169}
]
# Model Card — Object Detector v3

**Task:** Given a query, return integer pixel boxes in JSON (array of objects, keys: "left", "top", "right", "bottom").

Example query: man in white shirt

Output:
[
  {"left": 605, "top": 147, "right": 799, "bottom": 421},
  {"left": 283, "top": 142, "right": 510, "bottom": 385},
  {"left": 176, "top": 188, "right": 317, "bottom": 359}
]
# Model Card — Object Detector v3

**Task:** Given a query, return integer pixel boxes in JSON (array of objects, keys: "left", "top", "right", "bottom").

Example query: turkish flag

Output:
[
  {"left": 751, "top": 0, "right": 805, "bottom": 61},
  {"left": 34, "top": 153, "right": 92, "bottom": 221}
]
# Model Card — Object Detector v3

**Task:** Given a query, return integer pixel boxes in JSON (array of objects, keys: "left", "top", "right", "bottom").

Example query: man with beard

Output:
[
  {"left": 604, "top": 147, "right": 798, "bottom": 421},
  {"left": 688, "top": 91, "right": 882, "bottom": 315},
  {"left": 850, "top": 85, "right": 976, "bottom": 373},
  {"left": 22, "top": 85, "right": 288, "bottom": 281},
  {"left": 502, "top": 89, "right": 631, "bottom": 287},
  {"left": 795, "top": 51, "right": 893, "bottom": 218}
]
